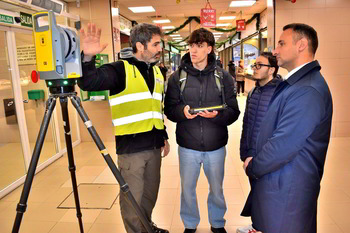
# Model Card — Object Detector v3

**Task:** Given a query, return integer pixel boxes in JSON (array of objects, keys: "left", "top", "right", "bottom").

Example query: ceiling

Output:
[
  {"left": 0, "top": 0, "right": 267, "bottom": 43},
  {"left": 115, "top": 0, "right": 266, "bottom": 40},
  {"left": 69, "top": 0, "right": 267, "bottom": 43}
]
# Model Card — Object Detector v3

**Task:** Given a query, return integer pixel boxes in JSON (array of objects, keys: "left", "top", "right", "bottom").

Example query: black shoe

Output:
[
  {"left": 184, "top": 229, "right": 197, "bottom": 233},
  {"left": 211, "top": 226, "right": 227, "bottom": 233},
  {"left": 152, "top": 223, "right": 169, "bottom": 233}
]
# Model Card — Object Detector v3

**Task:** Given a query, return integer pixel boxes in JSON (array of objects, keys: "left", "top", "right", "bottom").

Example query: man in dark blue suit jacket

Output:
[{"left": 243, "top": 23, "right": 333, "bottom": 233}]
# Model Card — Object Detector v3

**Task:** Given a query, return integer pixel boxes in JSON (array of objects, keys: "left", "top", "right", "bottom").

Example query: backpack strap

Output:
[
  {"left": 214, "top": 67, "right": 226, "bottom": 106},
  {"left": 179, "top": 69, "right": 187, "bottom": 94}
]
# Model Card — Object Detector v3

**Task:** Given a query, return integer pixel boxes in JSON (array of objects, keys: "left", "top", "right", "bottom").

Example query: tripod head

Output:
[{"left": 45, "top": 79, "right": 78, "bottom": 95}]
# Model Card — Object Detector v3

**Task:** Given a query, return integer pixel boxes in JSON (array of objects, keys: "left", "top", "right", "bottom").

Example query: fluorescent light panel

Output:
[
  {"left": 169, "top": 34, "right": 181, "bottom": 37},
  {"left": 162, "top": 26, "right": 175, "bottom": 29},
  {"left": 153, "top": 19, "right": 171, "bottom": 23},
  {"left": 128, "top": 6, "right": 155, "bottom": 13},
  {"left": 112, "top": 7, "right": 119, "bottom": 16},
  {"left": 219, "top": 16, "right": 236, "bottom": 20},
  {"left": 216, "top": 23, "right": 231, "bottom": 27},
  {"left": 230, "top": 1, "right": 256, "bottom": 7},
  {"left": 213, "top": 32, "right": 224, "bottom": 35}
]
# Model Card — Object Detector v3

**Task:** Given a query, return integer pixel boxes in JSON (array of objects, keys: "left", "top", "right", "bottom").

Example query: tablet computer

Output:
[{"left": 189, "top": 104, "right": 227, "bottom": 115}]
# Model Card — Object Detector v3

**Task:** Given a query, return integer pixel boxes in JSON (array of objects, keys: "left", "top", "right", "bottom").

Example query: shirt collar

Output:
[{"left": 283, "top": 61, "right": 312, "bottom": 80}]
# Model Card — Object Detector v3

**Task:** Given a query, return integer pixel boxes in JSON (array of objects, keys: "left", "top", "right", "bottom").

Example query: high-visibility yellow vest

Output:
[{"left": 109, "top": 60, "right": 164, "bottom": 136}]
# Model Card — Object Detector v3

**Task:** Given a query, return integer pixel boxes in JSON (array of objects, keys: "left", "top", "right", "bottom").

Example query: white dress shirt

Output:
[{"left": 283, "top": 62, "right": 312, "bottom": 80}]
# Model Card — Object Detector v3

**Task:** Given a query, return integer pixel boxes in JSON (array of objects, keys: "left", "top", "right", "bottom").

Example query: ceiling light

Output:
[
  {"left": 128, "top": 6, "right": 155, "bottom": 13},
  {"left": 112, "top": 8, "right": 119, "bottom": 16},
  {"left": 229, "top": 1, "right": 256, "bottom": 7},
  {"left": 214, "top": 36, "right": 221, "bottom": 38},
  {"left": 216, "top": 23, "right": 231, "bottom": 27},
  {"left": 169, "top": 34, "right": 181, "bottom": 37},
  {"left": 162, "top": 26, "right": 175, "bottom": 29},
  {"left": 219, "top": 16, "right": 236, "bottom": 20},
  {"left": 153, "top": 19, "right": 171, "bottom": 24},
  {"left": 213, "top": 32, "right": 224, "bottom": 35}
]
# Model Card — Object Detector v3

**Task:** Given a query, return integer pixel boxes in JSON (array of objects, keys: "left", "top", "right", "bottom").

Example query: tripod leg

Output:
[
  {"left": 59, "top": 96, "right": 84, "bottom": 233},
  {"left": 70, "top": 95, "right": 154, "bottom": 233},
  {"left": 12, "top": 96, "right": 57, "bottom": 233}
]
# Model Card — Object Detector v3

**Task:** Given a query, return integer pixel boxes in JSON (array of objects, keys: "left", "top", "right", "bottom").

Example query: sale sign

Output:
[
  {"left": 201, "top": 8, "right": 216, "bottom": 28},
  {"left": 236, "top": 19, "right": 246, "bottom": 31}
]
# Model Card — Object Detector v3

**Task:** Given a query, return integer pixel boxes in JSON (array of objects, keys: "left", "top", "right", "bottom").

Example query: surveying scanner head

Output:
[{"left": 32, "top": 11, "right": 82, "bottom": 93}]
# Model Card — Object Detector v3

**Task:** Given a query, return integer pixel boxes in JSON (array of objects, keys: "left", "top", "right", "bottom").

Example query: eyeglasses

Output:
[{"left": 251, "top": 63, "right": 272, "bottom": 70}]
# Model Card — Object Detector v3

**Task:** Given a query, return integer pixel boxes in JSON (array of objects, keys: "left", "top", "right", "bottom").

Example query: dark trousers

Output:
[
  {"left": 118, "top": 149, "right": 162, "bottom": 233},
  {"left": 237, "top": 81, "right": 245, "bottom": 94}
]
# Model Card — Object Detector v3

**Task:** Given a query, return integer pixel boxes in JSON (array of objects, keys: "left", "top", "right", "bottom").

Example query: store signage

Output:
[
  {"left": 0, "top": 14, "right": 14, "bottom": 24},
  {"left": 17, "top": 45, "right": 36, "bottom": 65},
  {"left": 236, "top": 19, "right": 246, "bottom": 31},
  {"left": 120, "top": 15, "right": 132, "bottom": 35},
  {"left": 20, "top": 12, "right": 33, "bottom": 28},
  {"left": 200, "top": 8, "right": 216, "bottom": 28}
]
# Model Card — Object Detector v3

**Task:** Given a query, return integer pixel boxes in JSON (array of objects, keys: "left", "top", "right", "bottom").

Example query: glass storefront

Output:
[
  {"left": 0, "top": 6, "right": 81, "bottom": 198},
  {"left": 0, "top": 30, "right": 27, "bottom": 191},
  {"left": 14, "top": 32, "right": 58, "bottom": 165}
]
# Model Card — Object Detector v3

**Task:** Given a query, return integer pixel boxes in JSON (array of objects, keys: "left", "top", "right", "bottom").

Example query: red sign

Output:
[
  {"left": 201, "top": 8, "right": 216, "bottom": 28},
  {"left": 236, "top": 19, "right": 246, "bottom": 31}
]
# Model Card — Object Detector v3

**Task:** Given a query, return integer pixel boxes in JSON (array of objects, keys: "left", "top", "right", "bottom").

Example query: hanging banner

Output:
[
  {"left": 200, "top": 1, "right": 216, "bottom": 28},
  {"left": 236, "top": 19, "right": 246, "bottom": 31}
]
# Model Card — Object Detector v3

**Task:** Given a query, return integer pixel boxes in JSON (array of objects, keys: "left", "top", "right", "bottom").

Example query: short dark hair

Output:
[
  {"left": 260, "top": 52, "right": 279, "bottom": 78},
  {"left": 283, "top": 23, "right": 318, "bottom": 55},
  {"left": 130, "top": 23, "right": 163, "bottom": 53},
  {"left": 188, "top": 28, "right": 215, "bottom": 54}
]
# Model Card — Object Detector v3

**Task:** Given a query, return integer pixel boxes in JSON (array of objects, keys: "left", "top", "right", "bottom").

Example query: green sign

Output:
[
  {"left": 20, "top": 12, "right": 32, "bottom": 28},
  {"left": 0, "top": 14, "right": 13, "bottom": 24}
]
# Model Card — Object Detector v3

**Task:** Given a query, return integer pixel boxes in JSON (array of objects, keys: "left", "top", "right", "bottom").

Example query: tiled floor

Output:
[{"left": 1, "top": 96, "right": 350, "bottom": 233}]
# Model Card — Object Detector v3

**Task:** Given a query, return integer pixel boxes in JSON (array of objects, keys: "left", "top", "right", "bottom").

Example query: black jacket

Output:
[
  {"left": 228, "top": 63, "right": 236, "bottom": 78},
  {"left": 79, "top": 54, "right": 168, "bottom": 155},
  {"left": 159, "top": 66, "right": 168, "bottom": 81},
  {"left": 164, "top": 53, "right": 240, "bottom": 151}
]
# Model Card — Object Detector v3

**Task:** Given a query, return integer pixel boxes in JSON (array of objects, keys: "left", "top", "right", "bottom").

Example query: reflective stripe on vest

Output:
[{"left": 109, "top": 60, "right": 164, "bottom": 136}]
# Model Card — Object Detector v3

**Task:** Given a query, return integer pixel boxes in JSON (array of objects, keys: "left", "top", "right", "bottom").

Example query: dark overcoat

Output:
[{"left": 245, "top": 61, "right": 333, "bottom": 233}]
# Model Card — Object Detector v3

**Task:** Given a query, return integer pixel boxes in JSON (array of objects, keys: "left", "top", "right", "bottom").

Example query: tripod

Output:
[{"left": 12, "top": 81, "right": 154, "bottom": 233}]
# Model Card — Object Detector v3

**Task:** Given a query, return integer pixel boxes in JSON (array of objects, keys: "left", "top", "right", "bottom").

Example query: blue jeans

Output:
[{"left": 179, "top": 146, "right": 227, "bottom": 229}]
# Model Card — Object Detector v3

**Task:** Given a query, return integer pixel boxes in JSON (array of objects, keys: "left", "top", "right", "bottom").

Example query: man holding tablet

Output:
[{"left": 164, "top": 28, "right": 240, "bottom": 233}]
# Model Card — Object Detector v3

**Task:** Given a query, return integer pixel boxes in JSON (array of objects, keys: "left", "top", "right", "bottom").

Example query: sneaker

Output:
[
  {"left": 184, "top": 228, "right": 197, "bottom": 233},
  {"left": 151, "top": 223, "right": 169, "bottom": 233},
  {"left": 236, "top": 225, "right": 257, "bottom": 233},
  {"left": 211, "top": 226, "right": 227, "bottom": 233}
]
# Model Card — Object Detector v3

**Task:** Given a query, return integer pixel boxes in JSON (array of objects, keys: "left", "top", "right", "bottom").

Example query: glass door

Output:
[
  {"left": 14, "top": 31, "right": 58, "bottom": 165},
  {"left": 0, "top": 30, "right": 27, "bottom": 191}
]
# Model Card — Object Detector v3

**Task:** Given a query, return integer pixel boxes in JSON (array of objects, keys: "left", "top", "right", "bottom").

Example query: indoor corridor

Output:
[{"left": 0, "top": 97, "right": 349, "bottom": 233}]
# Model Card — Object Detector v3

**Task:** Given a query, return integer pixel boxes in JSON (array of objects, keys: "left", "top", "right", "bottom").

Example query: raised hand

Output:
[{"left": 80, "top": 23, "right": 108, "bottom": 56}]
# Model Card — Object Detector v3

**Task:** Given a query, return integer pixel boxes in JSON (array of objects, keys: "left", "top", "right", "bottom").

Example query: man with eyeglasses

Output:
[{"left": 237, "top": 52, "right": 280, "bottom": 233}]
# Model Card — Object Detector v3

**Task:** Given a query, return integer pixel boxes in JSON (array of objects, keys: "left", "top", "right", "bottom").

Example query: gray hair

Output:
[{"left": 129, "top": 23, "right": 163, "bottom": 53}]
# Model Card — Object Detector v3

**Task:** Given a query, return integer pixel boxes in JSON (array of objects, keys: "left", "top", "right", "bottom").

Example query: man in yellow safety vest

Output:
[{"left": 79, "top": 23, "right": 170, "bottom": 233}]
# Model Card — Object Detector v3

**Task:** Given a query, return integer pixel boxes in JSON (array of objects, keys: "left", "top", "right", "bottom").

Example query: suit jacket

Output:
[{"left": 245, "top": 60, "right": 333, "bottom": 233}]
